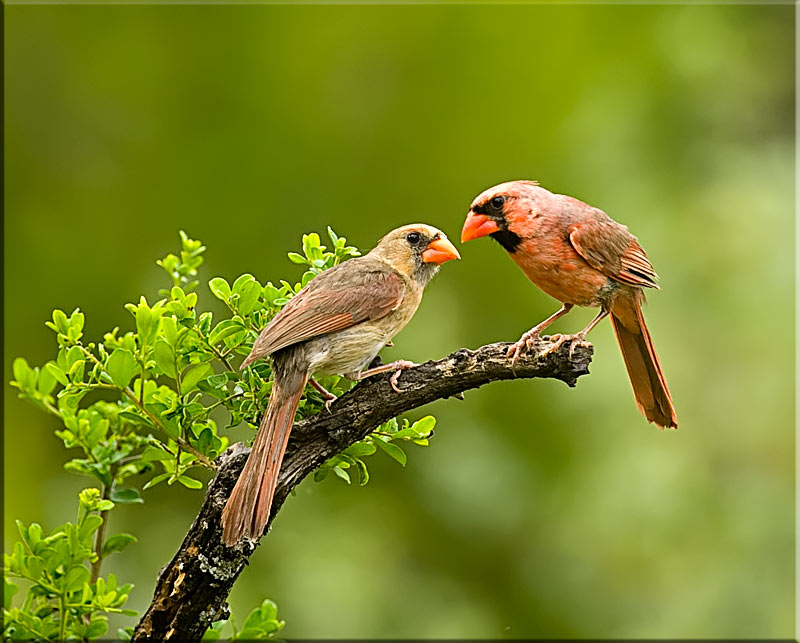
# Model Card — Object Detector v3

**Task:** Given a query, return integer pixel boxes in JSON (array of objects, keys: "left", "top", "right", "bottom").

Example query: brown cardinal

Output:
[
  {"left": 461, "top": 180, "right": 677, "bottom": 429},
  {"left": 221, "top": 224, "right": 460, "bottom": 545}
]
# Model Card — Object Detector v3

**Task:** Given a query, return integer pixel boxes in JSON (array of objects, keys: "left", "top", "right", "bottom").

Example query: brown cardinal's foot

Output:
[
  {"left": 388, "top": 360, "right": 417, "bottom": 392},
  {"left": 356, "top": 359, "right": 418, "bottom": 393},
  {"left": 309, "top": 377, "right": 338, "bottom": 412}
]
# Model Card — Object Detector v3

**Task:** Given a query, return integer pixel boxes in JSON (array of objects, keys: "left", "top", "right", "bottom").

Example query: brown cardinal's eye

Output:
[
  {"left": 490, "top": 196, "right": 506, "bottom": 211},
  {"left": 406, "top": 232, "right": 421, "bottom": 244}
]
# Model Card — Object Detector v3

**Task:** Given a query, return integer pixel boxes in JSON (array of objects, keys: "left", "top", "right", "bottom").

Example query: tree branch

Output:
[{"left": 131, "top": 338, "right": 593, "bottom": 642}]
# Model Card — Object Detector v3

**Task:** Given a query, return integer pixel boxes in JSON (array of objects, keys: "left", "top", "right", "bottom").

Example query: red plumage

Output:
[{"left": 462, "top": 180, "right": 677, "bottom": 429}]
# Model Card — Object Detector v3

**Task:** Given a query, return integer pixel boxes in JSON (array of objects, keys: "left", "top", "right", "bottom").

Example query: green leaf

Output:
[
  {"left": 86, "top": 618, "right": 108, "bottom": 639},
  {"left": 63, "top": 565, "right": 90, "bottom": 592},
  {"left": 15, "top": 520, "right": 28, "bottom": 544},
  {"left": 46, "top": 362, "right": 69, "bottom": 387},
  {"left": 153, "top": 339, "right": 177, "bottom": 378},
  {"left": 332, "top": 466, "right": 351, "bottom": 484},
  {"left": 135, "top": 302, "right": 153, "bottom": 343},
  {"left": 208, "top": 277, "right": 231, "bottom": 302},
  {"left": 69, "top": 308, "right": 85, "bottom": 334},
  {"left": 375, "top": 439, "right": 407, "bottom": 466},
  {"left": 236, "top": 281, "right": 261, "bottom": 315},
  {"left": 234, "top": 599, "right": 284, "bottom": 640},
  {"left": 66, "top": 345, "right": 84, "bottom": 369},
  {"left": 410, "top": 415, "right": 436, "bottom": 436},
  {"left": 79, "top": 515, "right": 104, "bottom": 541},
  {"left": 390, "top": 427, "right": 419, "bottom": 440},
  {"left": 102, "top": 533, "right": 138, "bottom": 557},
  {"left": 177, "top": 475, "right": 203, "bottom": 489},
  {"left": 302, "top": 232, "right": 321, "bottom": 258},
  {"left": 343, "top": 441, "right": 377, "bottom": 457},
  {"left": 53, "top": 309, "right": 70, "bottom": 335},
  {"left": 287, "top": 252, "right": 307, "bottom": 265},
  {"left": 4, "top": 576, "right": 18, "bottom": 610},
  {"left": 181, "top": 363, "right": 214, "bottom": 393},
  {"left": 106, "top": 349, "right": 137, "bottom": 388},
  {"left": 36, "top": 364, "right": 57, "bottom": 395},
  {"left": 110, "top": 488, "right": 143, "bottom": 504},
  {"left": 143, "top": 473, "right": 171, "bottom": 489},
  {"left": 118, "top": 410, "right": 153, "bottom": 427},
  {"left": 26, "top": 556, "right": 44, "bottom": 579},
  {"left": 209, "top": 319, "right": 245, "bottom": 345},
  {"left": 141, "top": 446, "right": 173, "bottom": 462},
  {"left": 354, "top": 458, "right": 370, "bottom": 486},
  {"left": 12, "top": 358, "right": 32, "bottom": 388},
  {"left": 68, "top": 359, "right": 85, "bottom": 384},
  {"left": 202, "top": 621, "right": 224, "bottom": 641},
  {"left": 161, "top": 315, "right": 179, "bottom": 346},
  {"left": 28, "top": 523, "right": 43, "bottom": 547}
]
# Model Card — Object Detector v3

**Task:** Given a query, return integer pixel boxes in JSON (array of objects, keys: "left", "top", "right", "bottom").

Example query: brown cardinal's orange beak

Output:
[
  {"left": 461, "top": 211, "right": 500, "bottom": 243},
  {"left": 421, "top": 236, "right": 460, "bottom": 264}
]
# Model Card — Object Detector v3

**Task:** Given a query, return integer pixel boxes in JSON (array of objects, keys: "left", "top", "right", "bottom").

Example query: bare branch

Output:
[{"left": 131, "top": 338, "right": 593, "bottom": 642}]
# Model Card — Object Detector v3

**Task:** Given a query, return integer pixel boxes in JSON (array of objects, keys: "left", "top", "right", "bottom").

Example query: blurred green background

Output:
[{"left": 4, "top": 3, "right": 795, "bottom": 639}]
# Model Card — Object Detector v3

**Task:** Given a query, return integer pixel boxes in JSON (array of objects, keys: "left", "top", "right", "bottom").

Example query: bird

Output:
[
  {"left": 221, "top": 224, "right": 460, "bottom": 545},
  {"left": 460, "top": 180, "right": 677, "bottom": 429}
]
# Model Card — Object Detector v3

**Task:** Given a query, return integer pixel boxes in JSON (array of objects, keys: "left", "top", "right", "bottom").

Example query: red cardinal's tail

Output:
[
  {"left": 610, "top": 293, "right": 677, "bottom": 429},
  {"left": 222, "top": 372, "right": 307, "bottom": 546}
]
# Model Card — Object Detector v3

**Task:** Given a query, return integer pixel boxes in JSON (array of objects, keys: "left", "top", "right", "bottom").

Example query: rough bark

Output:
[{"left": 131, "top": 338, "right": 593, "bottom": 641}]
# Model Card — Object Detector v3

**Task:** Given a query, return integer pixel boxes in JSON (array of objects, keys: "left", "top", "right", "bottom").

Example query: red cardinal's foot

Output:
[
  {"left": 507, "top": 329, "right": 541, "bottom": 370},
  {"left": 540, "top": 333, "right": 591, "bottom": 359},
  {"left": 538, "top": 334, "right": 571, "bottom": 357}
]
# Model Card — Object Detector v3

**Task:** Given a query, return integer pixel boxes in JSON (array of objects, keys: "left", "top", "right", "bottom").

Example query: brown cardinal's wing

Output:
[
  {"left": 241, "top": 259, "right": 405, "bottom": 368},
  {"left": 567, "top": 213, "right": 659, "bottom": 289}
]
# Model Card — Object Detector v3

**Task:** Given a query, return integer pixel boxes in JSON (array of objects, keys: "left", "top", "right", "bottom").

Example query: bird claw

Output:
[
  {"left": 507, "top": 329, "right": 589, "bottom": 373},
  {"left": 388, "top": 360, "right": 417, "bottom": 393},
  {"left": 538, "top": 333, "right": 569, "bottom": 357},
  {"left": 309, "top": 377, "right": 338, "bottom": 412},
  {"left": 324, "top": 396, "right": 337, "bottom": 413},
  {"left": 540, "top": 333, "right": 589, "bottom": 359},
  {"left": 507, "top": 330, "right": 541, "bottom": 373}
]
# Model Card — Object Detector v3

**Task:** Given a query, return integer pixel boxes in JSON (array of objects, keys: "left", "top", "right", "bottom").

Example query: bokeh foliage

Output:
[{"left": 4, "top": 3, "right": 794, "bottom": 639}]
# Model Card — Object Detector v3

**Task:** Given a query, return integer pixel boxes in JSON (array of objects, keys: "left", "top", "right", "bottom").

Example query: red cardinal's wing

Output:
[
  {"left": 567, "top": 213, "right": 659, "bottom": 289},
  {"left": 242, "top": 260, "right": 405, "bottom": 367}
]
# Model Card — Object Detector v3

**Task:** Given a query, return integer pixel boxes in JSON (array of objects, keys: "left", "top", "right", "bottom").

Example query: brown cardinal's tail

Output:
[
  {"left": 221, "top": 371, "right": 307, "bottom": 546},
  {"left": 609, "top": 293, "right": 677, "bottom": 429}
]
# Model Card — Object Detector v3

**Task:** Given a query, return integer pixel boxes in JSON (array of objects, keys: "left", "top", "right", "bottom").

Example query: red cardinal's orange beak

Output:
[
  {"left": 461, "top": 211, "right": 500, "bottom": 242},
  {"left": 422, "top": 236, "right": 460, "bottom": 264}
]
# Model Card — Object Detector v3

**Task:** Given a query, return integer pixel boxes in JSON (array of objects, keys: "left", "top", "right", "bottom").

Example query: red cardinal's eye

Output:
[
  {"left": 490, "top": 196, "right": 506, "bottom": 211},
  {"left": 406, "top": 232, "right": 421, "bottom": 244}
]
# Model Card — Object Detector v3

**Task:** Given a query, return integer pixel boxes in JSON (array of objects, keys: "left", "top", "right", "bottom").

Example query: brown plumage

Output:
[
  {"left": 461, "top": 180, "right": 677, "bottom": 429},
  {"left": 221, "top": 224, "right": 459, "bottom": 546}
]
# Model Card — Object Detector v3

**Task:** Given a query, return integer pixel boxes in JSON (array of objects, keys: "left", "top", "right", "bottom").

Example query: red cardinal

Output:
[
  {"left": 222, "top": 224, "right": 460, "bottom": 545},
  {"left": 461, "top": 180, "right": 677, "bottom": 429}
]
